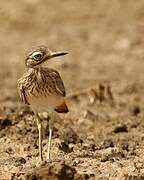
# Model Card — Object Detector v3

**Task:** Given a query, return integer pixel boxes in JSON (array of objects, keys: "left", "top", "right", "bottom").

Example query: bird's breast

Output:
[
  {"left": 24, "top": 73, "right": 62, "bottom": 111},
  {"left": 19, "top": 67, "right": 65, "bottom": 112}
]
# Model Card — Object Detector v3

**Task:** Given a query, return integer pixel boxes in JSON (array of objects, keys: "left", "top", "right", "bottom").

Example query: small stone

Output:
[
  {"left": 0, "top": 117, "right": 12, "bottom": 130},
  {"left": 101, "top": 155, "right": 109, "bottom": 162},
  {"left": 102, "top": 139, "right": 114, "bottom": 148},
  {"left": 60, "top": 127, "right": 82, "bottom": 144},
  {"left": 14, "top": 157, "right": 26, "bottom": 166},
  {"left": 131, "top": 105, "right": 140, "bottom": 116},
  {"left": 24, "top": 145, "right": 31, "bottom": 151},
  {"left": 82, "top": 110, "right": 97, "bottom": 121},
  {"left": 82, "top": 143, "right": 96, "bottom": 151},
  {"left": 5, "top": 147, "right": 13, "bottom": 154},
  {"left": 25, "top": 161, "right": 76, "bottom": 180},
  {"left": 58, "top": 141, "right": 73, "bottom": 153},
  {"left": 130, "top": 122, "right": 139, "bottom": 128},
  {"left": 121, "top": 142, "right": 129, "bottom": 151},
  {"left": 72, "top": 160, "right": 80, "bottom": 166},
  {"left": 113, "top": 124, "right": 128, "bottom": 133},
  {"left": 109, "top": 157, "right": 115, "bottom": 162}
]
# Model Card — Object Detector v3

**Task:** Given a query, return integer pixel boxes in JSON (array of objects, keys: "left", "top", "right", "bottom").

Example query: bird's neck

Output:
[
  {"left": 28, "top": 66, "right": 41, "bottom": 72},
  {"left": 26, "top": 66, "right": 42, "bottom": 78}
]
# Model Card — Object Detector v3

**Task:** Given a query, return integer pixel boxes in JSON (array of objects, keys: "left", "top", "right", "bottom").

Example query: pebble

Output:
[
  {"left": 113, "top": 124, "right": 128, "bottom": 133},
  {"left": 102, "top": 139, "right": 114, "bottom": 148},
  {"left": 131, "top": 105, "right": 140, "bottom": 116},
  {"left": 121, "top": 142, "right": 129, "bottom": 151},
  {"left": 14, "top": 157, "right": 26, "bottom": 167}
]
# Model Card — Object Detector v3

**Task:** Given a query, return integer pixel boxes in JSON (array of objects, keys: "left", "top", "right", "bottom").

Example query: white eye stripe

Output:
[
  {"left": 30, "top": 51, "right": 43, "bottom": 60},
  {"left": 30, "top": 51, "right": 43, "bottom": 61},
  {"left": 33, "top": 51, "right": 42, "bottom": 56}
]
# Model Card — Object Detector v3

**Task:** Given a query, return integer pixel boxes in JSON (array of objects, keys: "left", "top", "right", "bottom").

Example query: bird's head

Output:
[{"left": 25, "top": 45, "right": 68, "bottom": 68}]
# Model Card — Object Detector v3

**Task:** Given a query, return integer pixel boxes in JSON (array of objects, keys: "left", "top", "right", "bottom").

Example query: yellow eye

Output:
[{"left": 32, "top": 52, "right": 43, "bottom": 60}]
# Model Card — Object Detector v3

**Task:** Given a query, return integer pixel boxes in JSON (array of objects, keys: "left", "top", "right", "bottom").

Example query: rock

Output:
[
  {"left": 102, "top": 139, "right": 114, "bottom": 148},
  {"left": 82, "top": 143, "right": 96, "bottom": 151},
  {"left": 5, "top": 147, "right": 13, "bottom": 154},
  {"left": 0, "top": 116, "right": 12, "bottom": 130},
  {"left": 82, "top": 110, "right": 97, "bottom": 121},
  {"left": 60, "top": 127, "right": 82, "bottom": 144},
  {"left": 131, "top": 105, "right": 140, "bottom": 116},
  {"left": 121, "top": 142, "right": 129, "bottom": 151},
  {"left": 100, "top": 155, "right": 109, "bottom": 162},
  {"left": 26, "top": 161, "right": 76, "bottom": 180},
  {"left": 14, "top": 157, "right": 26, "bottom": 167},
  {"left": 58, "top": 141, "right": 73, "bottom": 153},
  {"left": 113, "top": 124, "right": 128, "bottom": 133}
]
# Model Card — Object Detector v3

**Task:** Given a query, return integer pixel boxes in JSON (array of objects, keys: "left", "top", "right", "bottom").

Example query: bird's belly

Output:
[{"left": 28, "top": 95, "right": 63, "bottom": 112}]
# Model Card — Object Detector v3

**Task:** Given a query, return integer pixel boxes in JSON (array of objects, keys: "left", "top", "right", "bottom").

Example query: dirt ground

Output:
[{"left": 1, "top": 0, "right": 144, "bottom": 179}]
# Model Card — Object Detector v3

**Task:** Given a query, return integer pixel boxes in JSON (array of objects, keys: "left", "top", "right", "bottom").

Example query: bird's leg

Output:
[
  {"left": 35, "top": 112, "right": 43, "bottom": 161},
  {"left": 47, "top": 126, "right": 52, "bottom": 160},
  {"left": 47, "top": 113, "right": 53, "bottom": 161}
]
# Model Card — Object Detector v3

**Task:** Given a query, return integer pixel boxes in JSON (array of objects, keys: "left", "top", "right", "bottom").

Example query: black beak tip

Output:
[
  {"left": 62, "top": 52, "right": 68, "bottom": 56},
  {"left": 52, "top": 51, "right": 68, "bottom": 57}
]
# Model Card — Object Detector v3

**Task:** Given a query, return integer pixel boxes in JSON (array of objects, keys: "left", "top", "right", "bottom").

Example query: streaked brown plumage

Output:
[
  {"left": 18, "top": 45, "right": 68, "bottom": 161},
  {"left": 18, "top": 67, "right": 68, "bottom": 112}
]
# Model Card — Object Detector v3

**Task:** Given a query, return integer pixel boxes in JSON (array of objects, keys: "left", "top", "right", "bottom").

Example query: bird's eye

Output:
[{"left": 32, "top": 52, "right": 43, "bottom": 61}]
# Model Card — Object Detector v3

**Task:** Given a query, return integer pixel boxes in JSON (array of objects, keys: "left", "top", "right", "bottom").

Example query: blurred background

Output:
[
  {"left": 1, "top": 1, "right": 144, "bottom": 179},
  {"left": 0, "top": 0, "right": 144, "bottom": 104}
]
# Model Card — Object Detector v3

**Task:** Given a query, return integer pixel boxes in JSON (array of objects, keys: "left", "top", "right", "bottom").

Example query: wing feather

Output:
[
  {"left": 18, "top": 82, "right": 29, "bottom": 105},
  {"left": 49, "top": 70, "right": 66, "bottom": 97}
]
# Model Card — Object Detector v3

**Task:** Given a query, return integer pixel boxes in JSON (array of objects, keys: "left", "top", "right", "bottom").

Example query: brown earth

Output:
[{"left": 0, "top": 0, "right": 144, "bottom": 179}]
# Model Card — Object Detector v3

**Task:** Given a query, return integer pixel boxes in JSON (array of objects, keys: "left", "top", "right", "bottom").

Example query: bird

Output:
[{"left": 18, "top": 45, "right": 68, "bottom": 161}]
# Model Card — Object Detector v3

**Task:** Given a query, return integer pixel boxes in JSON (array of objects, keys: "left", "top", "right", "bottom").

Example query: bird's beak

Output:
[{"left": 49, "top": 51, "right": 68, "bottom": 58}]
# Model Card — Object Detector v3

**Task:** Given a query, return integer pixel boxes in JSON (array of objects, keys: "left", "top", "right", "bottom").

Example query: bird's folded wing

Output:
[
  {"left": 49, "top": 71, "right": 66, "bottom": 97},
  {"left": 18, "top": 85, "right": 30, "bottom": 105}
]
